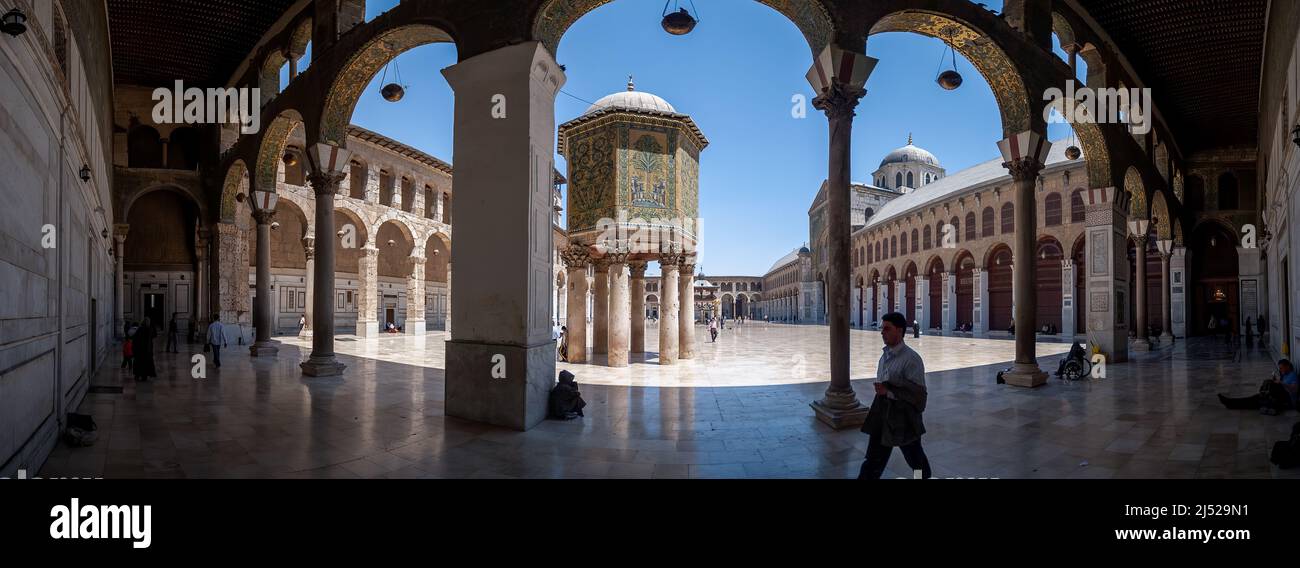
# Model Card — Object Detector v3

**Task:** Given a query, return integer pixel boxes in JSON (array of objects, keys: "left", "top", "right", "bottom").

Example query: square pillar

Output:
[
  {"left": 917, "top": 278, "right": 928, "bottom": 332},
  {"left": 404, "top": 255, "right": 426, "bottom": 336},
  {"left": 1061, "top": 260, "right": 1076, "bottom": 339},
  {"left": 974, "top": 268, "right": 988, "bottom": 336},
  {"left": 440, "top": 42, "right": 564, "bottom": 430},
  {"left": 1171, "top": 247, "right": 1188, "bottom": 337},
  {"left": 355, "top": 246, "right": 380, "bottom": 338},
  {"left": 942, "top": 271, "right": 956, "bottom": 334},
  {"left": 1083, "top": 186, "right": 1130, "bottom": 363}
]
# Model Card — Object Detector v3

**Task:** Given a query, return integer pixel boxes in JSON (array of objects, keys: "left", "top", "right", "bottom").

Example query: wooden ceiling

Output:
[
  {"left": 1076, "top": 0, "right": 1267, "bottom": 152},
  {"left": 107, "top": 0, "right": 298, "bottom": 87}
]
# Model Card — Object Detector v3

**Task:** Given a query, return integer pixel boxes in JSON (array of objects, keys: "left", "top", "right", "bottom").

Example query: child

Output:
[{"left": 121, "top": 337, "right": 134, "bottom": 372}]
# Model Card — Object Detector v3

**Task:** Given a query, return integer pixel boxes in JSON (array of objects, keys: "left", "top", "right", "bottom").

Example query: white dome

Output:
[
  {"left": 879, "top": 138, "right": 940, "bottom": 168},
  {"left": 583, "top": 77, "right": 676, "bottom": 116}
]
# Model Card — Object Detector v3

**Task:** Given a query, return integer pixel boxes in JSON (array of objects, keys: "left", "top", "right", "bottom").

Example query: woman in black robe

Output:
[{"left": 133, "top": 317, "right": 158, "bottom": 381}]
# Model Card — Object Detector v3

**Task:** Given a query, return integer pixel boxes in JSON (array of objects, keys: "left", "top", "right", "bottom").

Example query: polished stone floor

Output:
[
  {"left": 40, "top": 325, "right": 1300, "bottom": 479},
  {"left": 282, "top": 322, "right": 1071, "bottom": 387}
]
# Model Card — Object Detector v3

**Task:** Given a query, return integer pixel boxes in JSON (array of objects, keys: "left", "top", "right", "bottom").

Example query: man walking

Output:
[
  {"left": 206, "top": 312, "right": 228, "bottom": 369},
  {"left": 859, "top": 311, "right": 932, "bottom": 479}
]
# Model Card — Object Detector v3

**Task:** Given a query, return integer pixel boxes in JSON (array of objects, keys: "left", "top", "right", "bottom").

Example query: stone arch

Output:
[
  {"left": 259, "top": 49, "right": 289, "bottom": 106},
  {"left": 1036, "top": 236, "right": 1064, "bottom": 331},
  {"left": 288, "top": 16, "right": 313, "bottom": 59},
  {"left": 123, "top": 183, "right": 209, "bottom": 224},
  {"left": 953, "top": 249, "right": 976, "bottom": 329},
  {"left": 533, "top": 0, "right": 835, "bottom": 57},
  {"left": 986, "top": 244, "right": 1014, "bottom": 331},
  {"left": 255, "top": 109, "right": 305, "bottom": 195},
  {"left": 983, "top": 242, "right": 1013, "bottom": 270},
  {"left": 1151, "top": 191, "right": 1171, "bottom": 239},
  {"left": 127, "top": 124, "right": 163, "bottom": 168},
  {"left": 424, "top": 231, "right": 451, "bottom": 283},
  {"left": 375, "top": 219, "right": 416, "bottom": 278},
  {"left": 1124, "top": 166, "right": 1147, "bottom": 218},
  {"left": 1051, "top": 11, "right": 1077, "bottom": 49},
  {"left": 319, "top": 24, "right": 457, "bottom": 146},
  {"left": 220, "top": 160, "right": 250, "bottom": 222},
  {"left": 166, "top": 126, "right": 203, "bottom": 170},
  {"left": 868, "top": 10, "right": 1034, "bottom": 137}
]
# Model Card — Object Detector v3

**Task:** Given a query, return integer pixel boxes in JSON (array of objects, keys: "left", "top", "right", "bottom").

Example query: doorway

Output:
[{"left": 144, "top": 292, "right": 165, "bottom": 331}]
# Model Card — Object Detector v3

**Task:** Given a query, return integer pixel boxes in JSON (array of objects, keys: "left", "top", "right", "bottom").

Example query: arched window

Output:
[
  {"left": 1218, "top": 172, "right": 1238, "bottom": 210},
  {"left": 906, "top": 172, "right": 914, "bottom": 188},
  {"left": 865, "top": 207, "right": 874, "bottom": 218},
  {"left": 895, "top": 172, "right": 903, "bottom": 188},
  {"left": 964, "top": 213, "right": 975, "bottom": 241},
  {"left": 1045, "top": 193, "right": 1062, "bottom": 226},
  {"left": 166, "top": 127, "right": 202, "bottom": 170},
  {"left": 1070, "top": 189, "right": 1085, "bottom": 222},
  {"left": 379, "top": 170, "right": 394, "bottom": 206},
  {"left": 1185, "top": 175, "right": 1206, "bottom": 211},
  {"left": 401, "top": 177, "right": 415, "bottom": 213},
  {"left": 442, "top": 193, "right": 452, "bottom": 224},
  {"left": 1000, "top": 203, "right": 1014, "bottom": 234},
  {"left": 950, "top": 217, "right": 960, "bottom": 244},
  {"left": 981, "top": 207, "right": 994, "bottom": 237},
  {"left": 901, "top": 233, "right": 908, "bottom": 255},
  {"left": 424, "top": 185, "right": 435, "bottom": 218},
  {"left": 349, "top": 161, "right": 367, "bottom": 199},
  {"left": 911, "top": 229, "right": 919, "bottom": 253},
  {"left": 127, "top": 126, "right": 163, "bottom": 168},
  {"left": 875, "top": 242, "right": 881, "bottom": 260},
  {"left": 891, "top": 236, "right": 897, "bottom": 258},
  {"left": 923, "top": 226, "right": 932, "bottom": 250}
]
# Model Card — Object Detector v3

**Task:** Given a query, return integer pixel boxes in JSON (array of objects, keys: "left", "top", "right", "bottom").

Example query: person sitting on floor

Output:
[{"left": 1219, "top": 358, "right": 1300, "bottom": 415}]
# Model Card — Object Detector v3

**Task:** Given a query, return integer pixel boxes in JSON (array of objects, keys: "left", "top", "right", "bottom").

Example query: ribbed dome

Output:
[
  {"left": 583, "top": 76, "right": 676, "bottom": 116},
  {"left": 879, "top": 135, "right": 940, "bottom": 168}
]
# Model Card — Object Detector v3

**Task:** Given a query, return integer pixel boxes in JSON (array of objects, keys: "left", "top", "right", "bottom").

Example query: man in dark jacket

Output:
[{"left": 859, "top": 312, "right": 932, "bottom": 479}]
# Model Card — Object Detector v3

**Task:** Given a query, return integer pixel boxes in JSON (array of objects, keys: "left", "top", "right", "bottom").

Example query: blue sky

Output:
[{"left": 346, "top": 0, "right": 1077, "bottom": 277}]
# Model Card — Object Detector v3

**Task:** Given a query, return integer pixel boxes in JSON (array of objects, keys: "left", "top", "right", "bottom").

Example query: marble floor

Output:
[
  {"left": 280, "top": 322, "right": 1072, "bottom": 388},
  {"left": 39, "top": 326, "right": 1300, "bottom": 479}
]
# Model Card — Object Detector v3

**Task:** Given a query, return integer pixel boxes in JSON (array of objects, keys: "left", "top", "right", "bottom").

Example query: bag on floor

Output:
[
  {"left": 63, "top": 413, "right": 99, "bottom": 447},
  {"left": 1270, "top": 422, "right": 1300, "bottom": 469}
]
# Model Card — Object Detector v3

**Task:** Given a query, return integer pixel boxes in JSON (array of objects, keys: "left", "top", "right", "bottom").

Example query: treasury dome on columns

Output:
[{"left": 558, "top": 76, "right": 709, "bottom": 259}]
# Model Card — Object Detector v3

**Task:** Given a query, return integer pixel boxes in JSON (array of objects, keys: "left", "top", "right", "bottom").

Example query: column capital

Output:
[
  {"left": 252, "top": 208, "right": 276, "bottom": 225},
  {"left": 997, "top": 131, "right": 1051, "bottom": 181},
  {"left": 560, "top": 244, "right": 591, "bottom": 269},
  {"left": 1002, "top": 157, "right": 1046, "bottom": 181},
  {"left": 308, "top": 171, "right": 347, "bottom": 197},
  {"left": 812, "top": 83, "right": 866, "bottom": 120},
  {"left": 592, "top": 257, "right": 611, "bottom": 272},
  {"left": 660, "top": 253, "right": 685, "bottom": 270},
  {"left": 628, "top": 260, "right": 648, "bottom": 278},
  {"left": 605, "top": 250, "right": 630, "bottom": 265}
]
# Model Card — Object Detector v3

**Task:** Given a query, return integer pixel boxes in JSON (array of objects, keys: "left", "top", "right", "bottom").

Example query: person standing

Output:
[
  {"left": 166, "top": 313, "right": 180, "bottom": 353},
  {"left": 859, "top": 311, "right": 932, "bottom": 479},
  {"left": 132, "top": 317, "right": 158, "bottom": 381},
  {"left": 299, "top": 314, "right": 307, "bottom": 333},
  {"left": 206, "top": 313, "right": 228, "bottom": 369},
  {"left": 709, "top": 317, "right": 718, "bottom": 342}
]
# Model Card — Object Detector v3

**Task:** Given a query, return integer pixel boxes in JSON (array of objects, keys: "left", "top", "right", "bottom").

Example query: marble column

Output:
[
  {"left": 592, "top": 259, "right": 609, "bottom": 355},
  {"left": 1083, "top": 187, "right": 1131, "bottom": 363},
  {"left": 356, "top": 245, "right": 380, "bottom": 338},
  {"left": 630, "top": 261, "right": 647, "bottom": 353},
  {"left": 405, "top": 255, "right": 426, "bottom": 335},
  {"left": 1158, "top": 241, "right": 1174, "bottom": 343},
  {"left": 250, "top": 207, "right": 279, "bottom": 357},
  {"left": 895, "top": 280, "right": 906, "bottom": 314},
  {"left": 808, "top": 58, "right": 872, "bottom": 429},
  {"left": 607, "top": 251, "right": 630, "bottom": 367},
  {"left": 851, "top": 286, "right": 861, "bottom": 326},
  {"left": 440, "top": 41, "right": 564, "bottom": 430},
  {"left": 917, "top": 278, "right": 929, "bottom": 331},
  {"left": 561, "top": 245, "right": 590, "bottom": 364},
  {"left": 113, "top": 225, "right": 128, "bottom": 339},
  {"left": 974, "top": 267, "right": 988, "bottom": 336},
  {"left": 1000, "top": 155, "right": 1047, "bottom": 387},
  {"left": 1130, "top": 224, "right": 1151, "bottom": 351},
  {"left": 658, "top": 252, "right": 682, "bottom": 365},
  {"left": 299, "top": 236, "right": 315, "bottom": 340},
  {"left": 300, "top": 159, "right": 348, "bottom": 379},
  {"left": 679, "top": 256, "right": 696, "bottom": 359},
  {"left": 942, "top": 271, "right": 956, "bottom": 334}
]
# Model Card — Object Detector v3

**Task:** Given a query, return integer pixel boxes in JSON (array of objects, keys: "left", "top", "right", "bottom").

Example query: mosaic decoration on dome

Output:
[
  {"left": 619, "top": 124, "right": 680, "bottom": 219},
  {"left": 532, "top": 0, "right": 833, "bottom": 55},
  {"left": 564, "top": 128, "right": 616, "bottom": 233},
  {"left": 321, "top": 25, "right": 454, "bottom": 146}
]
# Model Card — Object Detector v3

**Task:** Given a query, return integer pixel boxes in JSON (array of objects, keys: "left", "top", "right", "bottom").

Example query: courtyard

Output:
[{"left": 39, "top": 326, "right": 1299, "bottom": 479}]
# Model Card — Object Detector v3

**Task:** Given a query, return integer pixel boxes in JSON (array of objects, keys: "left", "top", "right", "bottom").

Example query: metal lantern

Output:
[
  {"left": 79, "top": 164, "right": 91, "bottom": 182},
  {"left": 270, "top": 221, "right": 280, "bottom": 230},
  {"left": 1065, "top": 145, "right": 1082, "bottom": 160},
  {"left": 1, "top": 8, "right": 27, "bottom": 37},
  {"left": 282, "top": 152, "right": 298, "bottom": 166},
  {"left": 381, "top": 83, "right": 405, "bottom": 102},
  {"left": 936, "top": 70, "right": 963, "bottom": 90},
  {"left": 661, "top": 8, "right": 696, "bottom": 35}
]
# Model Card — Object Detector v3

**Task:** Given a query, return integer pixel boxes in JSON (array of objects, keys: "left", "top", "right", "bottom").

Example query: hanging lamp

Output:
[
  {"left": 661, "top": 0, "right": 700, "bottom": 35},
  {"left": 1065, "top": 128, "right": 1082, "bottom": 160},
  {"left": 379, "top": 60, "right": 407, "bottom": 102},
  {"left": 935, "top": 27, "right": 963, "bottom": 90}
]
